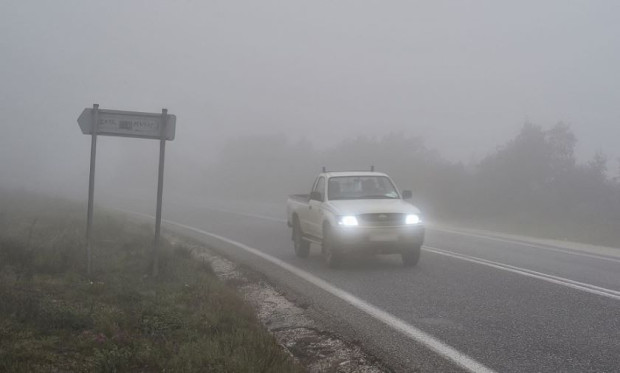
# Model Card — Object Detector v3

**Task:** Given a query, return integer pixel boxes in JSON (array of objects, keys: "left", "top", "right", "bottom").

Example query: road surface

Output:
[{"left": 113, "top": 197, "right": 620, "bottom": 372}]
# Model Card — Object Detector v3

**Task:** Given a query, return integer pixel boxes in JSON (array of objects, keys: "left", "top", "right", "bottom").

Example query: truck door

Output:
[
  {"left": 305, "top": 176, "right": 325, "bottom": 238},
  {"left": 297, "top": 177, "right": 317, "bottom": 234}
]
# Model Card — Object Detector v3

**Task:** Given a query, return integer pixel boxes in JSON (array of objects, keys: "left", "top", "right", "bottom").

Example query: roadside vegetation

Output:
[
  {"left": 0, "top": 190, "right": 303, "bottom": 372},
  {"left": 194, "top": 123, "right": 620, "bottom": 247}
]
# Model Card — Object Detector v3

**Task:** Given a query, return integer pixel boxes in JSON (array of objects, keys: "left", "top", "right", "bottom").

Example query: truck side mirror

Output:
[
  {"left": 402, "top": 190, "right": 412, "bottom": 199},
  {"left": 310, "top": 191, "right": 323, "bottom": 201}
]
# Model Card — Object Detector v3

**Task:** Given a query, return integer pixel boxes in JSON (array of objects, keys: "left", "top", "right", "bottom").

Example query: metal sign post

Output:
[
  {"left": 152, "top": 109, "right": 167, "bottom": 277},
  {"left": 77, "top": 105, "right": 176, "bottom": 278},
  {"left": 85, "top": 104, "right": 99, "bottom": 277}
]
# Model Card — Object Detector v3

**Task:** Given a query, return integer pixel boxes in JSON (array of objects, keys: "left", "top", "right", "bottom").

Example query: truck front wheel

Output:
[{"left": 292, "top": 219, "right": 310, "bottom": 258}]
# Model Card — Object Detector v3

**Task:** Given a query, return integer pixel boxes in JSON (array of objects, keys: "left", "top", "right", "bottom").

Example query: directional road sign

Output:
[{"left": 78, "top": 108, "right": 176, "bottom": 140}]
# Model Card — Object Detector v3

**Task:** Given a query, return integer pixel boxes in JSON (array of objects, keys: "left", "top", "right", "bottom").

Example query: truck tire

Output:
[
  {"left": 292, "top": 218, "right": 310, "bottom": 258},
  {"left": 322, "top": 226, "right": 341, "bottom": 268},
  {"left": 401, "top": 245, "right": 421, "bottom": 267}
]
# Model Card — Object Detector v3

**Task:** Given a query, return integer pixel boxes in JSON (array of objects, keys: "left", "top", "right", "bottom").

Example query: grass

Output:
[{"left": 0, "top": 189, "right": 303, "bottom": 372}]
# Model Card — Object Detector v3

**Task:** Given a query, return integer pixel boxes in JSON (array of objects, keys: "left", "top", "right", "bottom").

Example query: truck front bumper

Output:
[{"left": 331, "top": 224, "right": 425, "bottom": 254}]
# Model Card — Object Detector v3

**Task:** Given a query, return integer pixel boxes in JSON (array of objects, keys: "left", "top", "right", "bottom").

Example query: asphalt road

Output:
[{"left": 114, "top": 198, "right": 620, "bottom": 372}]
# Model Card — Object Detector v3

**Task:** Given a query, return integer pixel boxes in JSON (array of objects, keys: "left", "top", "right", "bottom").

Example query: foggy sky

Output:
[{"left": 2, "top": 0, "right": 620, "bottom": 196}]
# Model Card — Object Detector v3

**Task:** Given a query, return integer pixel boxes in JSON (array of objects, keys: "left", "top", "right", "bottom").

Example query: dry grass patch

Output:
[{"left": 0, "top": 189, "right": 303, "bottom": 373}]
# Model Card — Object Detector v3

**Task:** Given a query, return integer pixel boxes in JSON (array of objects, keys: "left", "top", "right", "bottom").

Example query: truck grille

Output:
[{"left": 357, "top": 213, "right": 406, "bottom": 226}]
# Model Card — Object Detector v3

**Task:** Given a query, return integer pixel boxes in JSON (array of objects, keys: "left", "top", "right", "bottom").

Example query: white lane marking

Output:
[
  {"left": 198, "top": 206, "right": 620, "bottom": 301},
  {"left": 424, "top": 246, "right": 620, "bottom": 301},
  {"left": 433, "top": 227, "right": 620, "bottom": 264},
  {"left": 202, "top": 206, "right": 620, "bottom": 264},
  {"left": 204, "top": 205, "right": 620, "bottom": 264},
  {"left": 120, "top": 209, "right": 495, "bottom": 373}
]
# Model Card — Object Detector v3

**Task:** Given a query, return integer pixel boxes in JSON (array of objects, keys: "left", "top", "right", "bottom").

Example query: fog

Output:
[{"left": 1, "top": 1, "right": 620, "bottom": 244}]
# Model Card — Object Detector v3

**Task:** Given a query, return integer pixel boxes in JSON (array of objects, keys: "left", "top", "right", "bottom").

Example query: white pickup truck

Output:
[{"left": 286, "top": 170, "right": 425, "bottom": 267}]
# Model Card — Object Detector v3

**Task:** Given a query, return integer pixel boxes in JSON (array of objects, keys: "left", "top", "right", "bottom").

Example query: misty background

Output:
[{"left": 2, "top": 1, "right": 620, "bottom": 245}]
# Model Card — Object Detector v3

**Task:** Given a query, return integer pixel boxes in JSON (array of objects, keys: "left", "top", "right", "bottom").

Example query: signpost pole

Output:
[
  {"left": 86, "top": 103, "right": 99, "bottom": 278},
  {"left": 152, "top": 108, "right": 168, "bottom": 277}
]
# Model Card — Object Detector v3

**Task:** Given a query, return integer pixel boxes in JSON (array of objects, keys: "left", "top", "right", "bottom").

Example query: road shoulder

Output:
[{"left": 169, "top": 233, "right": 389, "bottom": 373}]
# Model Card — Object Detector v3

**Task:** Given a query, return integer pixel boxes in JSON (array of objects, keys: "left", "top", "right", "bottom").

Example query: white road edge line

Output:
[
  {"left": 120, "top": 209, "right": 496, "bottom": 373},
  {"left": 433, "top": 227, "right": 620, "bottom": 264},
  {"left": 424, "top": 246, "right": 620, "bottom": 301}
]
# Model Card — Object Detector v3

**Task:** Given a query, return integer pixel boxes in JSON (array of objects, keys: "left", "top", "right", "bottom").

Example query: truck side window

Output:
[{"left": 313, "top": 177, "right": 325, "bottom": 201}]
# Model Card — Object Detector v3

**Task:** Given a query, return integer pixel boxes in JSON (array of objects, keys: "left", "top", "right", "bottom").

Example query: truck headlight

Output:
[
  {"left": 405, "top": 214, "right": 421, "bottom": 224},
  {"left": 338, "top": 216, "right": 359, "bottom": 226}
]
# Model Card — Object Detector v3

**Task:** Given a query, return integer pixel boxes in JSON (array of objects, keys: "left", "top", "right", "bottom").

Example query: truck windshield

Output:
[{"left": 328, "top": 176, "right": 400, "bottom": 200}]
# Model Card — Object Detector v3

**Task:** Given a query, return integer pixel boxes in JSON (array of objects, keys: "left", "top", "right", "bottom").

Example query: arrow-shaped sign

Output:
[{"left": 78, "top": 108, "right": 176, "bottom": 140}]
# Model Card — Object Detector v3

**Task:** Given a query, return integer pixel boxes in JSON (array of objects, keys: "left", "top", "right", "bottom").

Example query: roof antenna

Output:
[
  {"left": 370, "top": 165, "right": 375, "bottom": 172},
  {"left": 322, "top": 166, "right": 326, "bottom": 173}
]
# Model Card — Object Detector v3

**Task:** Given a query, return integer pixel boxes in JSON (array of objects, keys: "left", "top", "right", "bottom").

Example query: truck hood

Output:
[{"left": 325, "top": 199, "right": 421, "bottom": 216}]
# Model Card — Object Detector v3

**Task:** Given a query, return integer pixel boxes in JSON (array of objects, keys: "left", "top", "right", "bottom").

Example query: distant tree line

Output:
[{"left": 200, "top": 124, "right": 620, "bottom": 246}]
